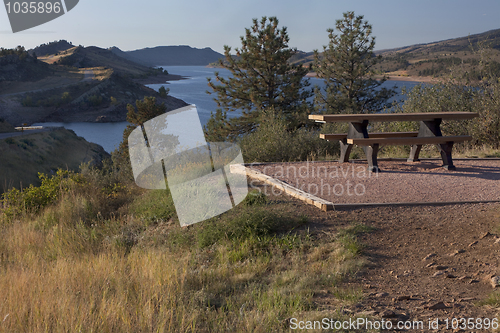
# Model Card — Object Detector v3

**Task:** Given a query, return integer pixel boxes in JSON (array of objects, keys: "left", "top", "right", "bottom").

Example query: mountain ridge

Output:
[{"left": 110, "top": 45, "right": 224, "bottom": 66}]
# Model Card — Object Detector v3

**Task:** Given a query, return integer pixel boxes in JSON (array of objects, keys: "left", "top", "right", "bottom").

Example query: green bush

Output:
[
  {"left": 61, "top": 91, "right": 72, "bottom": 104},
  {"left": 1, "top": 170, "right": 86, "bottom": 218},
  {"left": 381, "top": 82, "right": 500, "bottom": 149},
  {"left": 158, "top": 86, "right": 169, "bottom": 98},
  {"left": 86, "top": 94, "right": 103, "bottom": 107},
  {"left": 20, "top": 138, "right": 35, "bottom": 147},
  {"left": 239, "top": 109, "right": 338, "bottom": 162},
  {"left": 21, "top": 95, "right": 34, "bottom": 107}
]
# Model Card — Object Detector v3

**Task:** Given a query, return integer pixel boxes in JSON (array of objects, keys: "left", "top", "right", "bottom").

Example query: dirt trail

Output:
[{"left": 255, "top": 173, "right": 500, "bottom": 332}]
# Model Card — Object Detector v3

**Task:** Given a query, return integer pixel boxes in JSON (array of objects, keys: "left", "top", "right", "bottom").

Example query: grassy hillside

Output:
[
  {"left": 0, "top": 47, "right": 52, "bottom": 82},
  {"left": 0, "top": 128, "right": 108, "bottom": 191},
  {"left": 373, "top": 28, "right": 500, "bottom": 80},
  {"left": 0, "top": 43, "right": 187, "bottom": 126},
  {"left": 29, "top": 40, "right": 75, "bottom": 57},
  {"left": 42, "top": 45, "right": 161, "bottom": 77},
  {"left": 286, "top": 28, "right": 500, "bottom": 81},
  {"left": 0, "top": 119, "right": 15, "bottom": 133},
  {"left": 0, "top": 169, "right": 369, "bottom": 332}
]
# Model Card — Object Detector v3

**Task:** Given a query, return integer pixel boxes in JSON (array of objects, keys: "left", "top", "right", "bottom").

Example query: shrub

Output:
[
  {"left": 86, "top": 94, "right": 103, "bottom": 107},
  {"left": 21, "top": 95, "right": 34, "bottom": 107},
  {"left": 382, "top": 82, "right": 500, "bottom": 149},
  {"left": 158, "top": 86, "right": 169, "bottom": 98},
  {"left": 60, "top": 91, "right": 71, "bottom": 104},
  {"left": 239, "top": 109, "right": 338, "bottom": 162},
  {"left": 1, "top": 170, "right": 86, "bottom": 218}
]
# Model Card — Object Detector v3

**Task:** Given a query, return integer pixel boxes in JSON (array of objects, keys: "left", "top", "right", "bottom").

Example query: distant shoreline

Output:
[
  {"left": 377, "top": 75, "right": 439, "bottom": 84},
  {"left": 132, "top": 73, "right": 189, "bottom": 85},
  {"left": 306, "top": 72, "right": 439, "bottom": 84}
]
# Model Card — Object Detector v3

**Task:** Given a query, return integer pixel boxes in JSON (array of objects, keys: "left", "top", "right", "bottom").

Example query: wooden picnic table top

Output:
[{"left": 309, "top": 112, "right": 479, "bottom": 123}]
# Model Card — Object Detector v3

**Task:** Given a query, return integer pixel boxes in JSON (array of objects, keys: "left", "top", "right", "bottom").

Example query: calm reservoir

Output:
[{"left": 35, "top": 66, "right": 421, "bottom": 153}]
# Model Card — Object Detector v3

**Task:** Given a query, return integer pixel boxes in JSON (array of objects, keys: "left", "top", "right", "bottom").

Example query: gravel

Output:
[{"left": 250, "top": 159, "right": 500, "bottom": 204}]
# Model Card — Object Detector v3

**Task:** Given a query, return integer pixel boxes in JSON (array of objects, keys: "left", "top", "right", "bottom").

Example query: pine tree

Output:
[
  {"left": 206, "top": 16, "right": 312, "bottom": 140},
  {"left": 313, "top": 11, "right": 395, "bottom": 114},
  {"left": 115, "top": 96, "right": 169, "bottom": 174}
]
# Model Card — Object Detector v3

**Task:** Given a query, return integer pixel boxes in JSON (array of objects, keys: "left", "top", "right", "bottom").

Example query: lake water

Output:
[{"left": 35, "top": 66, "right": 423, "bottom": 153}]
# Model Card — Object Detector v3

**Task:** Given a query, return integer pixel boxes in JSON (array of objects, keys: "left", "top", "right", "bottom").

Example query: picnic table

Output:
[{"left": 309, "top": 112, "right": 479, "bottom": 172}]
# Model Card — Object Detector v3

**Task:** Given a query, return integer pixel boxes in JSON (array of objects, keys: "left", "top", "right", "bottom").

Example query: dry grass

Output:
[{"left": 0, "top": 177, "right": 369, "bottom": 332}]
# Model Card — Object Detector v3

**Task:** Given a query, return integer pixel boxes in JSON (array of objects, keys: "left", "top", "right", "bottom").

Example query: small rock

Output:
[
  {"left": 495, "top": 238, "right": 500, "bottom": 244},
  {"left": 468, "top": 240, "right": 478, "bottom": 247},
  {"left": 449, "top": 249, "right": 465, "bottom": 256},
  {"left": 446, "top": 274, "right": 457, "bottom": 279},
  {"left": 426, "top": 262, "right": 436, "bottom": 268},
  {"left": 393, "top": 295, "right": 411, "bottom": 301},
  {"left": 427, "top": 302, "right": 449, "bottom": 310},
  {"left": 458, "top": 276, "right": 471, "bottom": 280},
  {"left": 358, "top": 310, "right": 378, "bottom": 317},
  {"left": 375, "top": 292, "right": 389, "bottom": 298},
  {"left": 458, "top": 297, "right": 475, "bottom": 302},
  {"left": 434, "top": 265, "right": 448, "bottom": 270},
  {"left": 423, "top": 253, "right": 437, "bottom": 261},
  {"left": 491, "top": 276, "right": 500, "bottom": 288},
  {"left": 480, "top": 232, "right": 492, "bottom": 239},
  {"left": 469, "top": 279, "right": 480, "bottom": 284},
  {"left": 432, "top": 271, "right": 445, "bottom": 277}
]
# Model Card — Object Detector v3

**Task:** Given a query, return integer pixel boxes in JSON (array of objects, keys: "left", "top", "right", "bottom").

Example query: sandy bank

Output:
[{"left": 306, "top": 72, "right": 439, "bottom": 84}]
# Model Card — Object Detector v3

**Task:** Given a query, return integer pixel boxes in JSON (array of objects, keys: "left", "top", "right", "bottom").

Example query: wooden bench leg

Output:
[
  {"left": 438, "top": 142, "right": 456, "bottom": 170},
  {"left": 363, "top": 144, "right": 380, "bottom": 172},
  {"left": 407, "top": 144, "right": 422, "bottom": 162},
  {"left": 339, "top": 139, "right": 352, "bottom": 163}
]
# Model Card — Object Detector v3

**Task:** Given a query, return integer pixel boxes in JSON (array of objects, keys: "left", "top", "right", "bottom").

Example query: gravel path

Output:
[{"left": 251, "top": 159, "right": 500, "bottom": 204}]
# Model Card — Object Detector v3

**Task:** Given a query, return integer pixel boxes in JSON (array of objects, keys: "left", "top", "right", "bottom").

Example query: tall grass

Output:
[{"left": 0, "top": 168, "right": 369, "bottom": 332}]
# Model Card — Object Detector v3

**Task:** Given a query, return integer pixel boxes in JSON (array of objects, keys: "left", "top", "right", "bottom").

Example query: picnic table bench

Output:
[{"left": 309, "top": 112, "right": 479, "bottom": 172}]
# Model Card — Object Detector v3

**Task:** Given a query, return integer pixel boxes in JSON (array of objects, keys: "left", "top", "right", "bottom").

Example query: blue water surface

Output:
[{"left": 36, "top": 66, "right": 423, "bottom": 152}]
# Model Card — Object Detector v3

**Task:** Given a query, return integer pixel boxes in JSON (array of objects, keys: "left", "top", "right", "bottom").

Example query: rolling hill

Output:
[
  {"left": 372, "top": 29, "right": 500, "bottom": 79},
  {"left": 0, "top": 47, "right": 52, "bottom": 82},
  {"left": 0, "top": 42, "right": 188, "bottom": 126},
  {"left": 28, "top": 40, "right": 75, "bottom": 57},
  {"left": 50, "top": 45, "right": 159, "bottom": 77},
  {"left": 375, "top": 28, "right": 500, "bottom": 56},
  {"left": 110, "top": 45, "right": 224, "bottom": 66},
  {"left": 284, "top": 28, "right": 500, "bottom": 80}
]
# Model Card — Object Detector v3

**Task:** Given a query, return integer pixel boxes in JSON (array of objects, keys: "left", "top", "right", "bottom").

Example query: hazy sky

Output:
[{"left": 1, "top": 0, "right": 499, "bottom": 53}]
